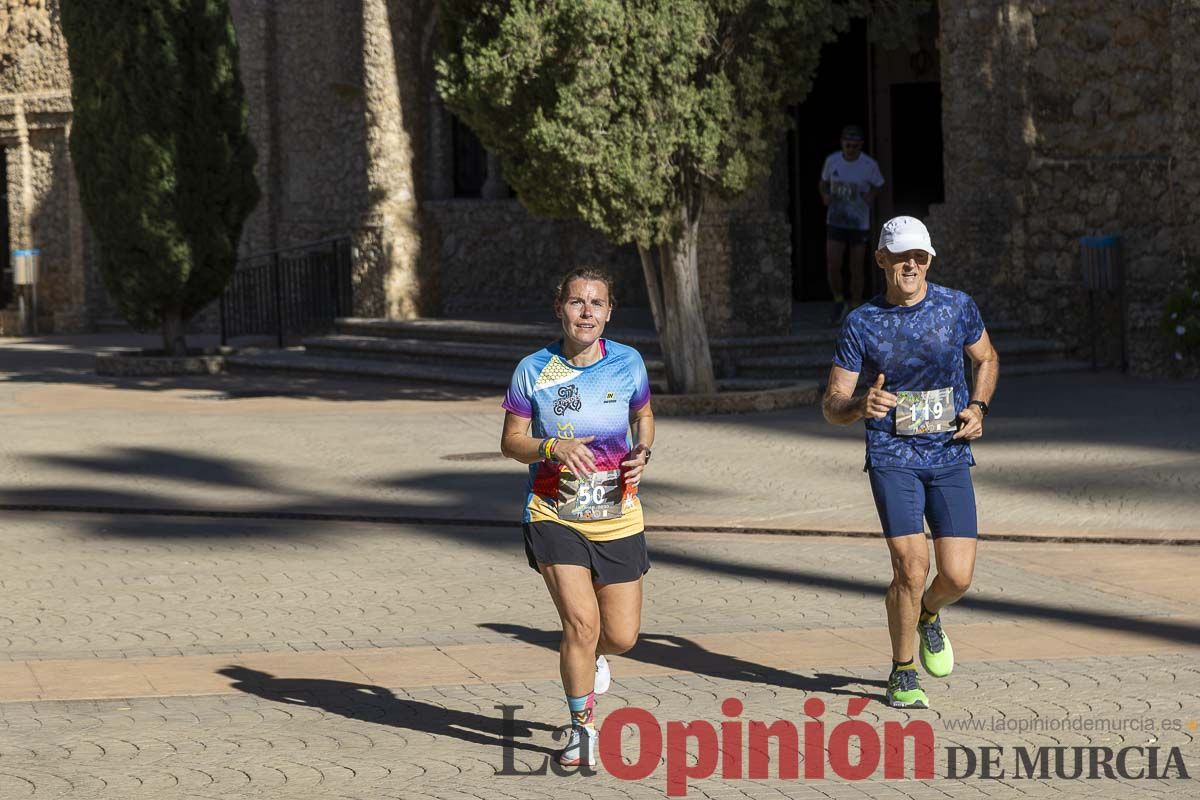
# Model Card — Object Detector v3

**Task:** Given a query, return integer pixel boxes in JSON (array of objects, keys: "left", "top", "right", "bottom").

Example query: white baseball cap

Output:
[{"left": 878, "top": 216, "right": 936, "bottom": 256}]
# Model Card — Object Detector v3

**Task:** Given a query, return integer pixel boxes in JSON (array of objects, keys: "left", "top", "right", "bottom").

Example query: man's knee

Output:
[
  {"left": 891, "top": 555, "right": 929, "bottom": 591},
  {"left": 937, "top": 569, "right": 973, "bottom": 597}
]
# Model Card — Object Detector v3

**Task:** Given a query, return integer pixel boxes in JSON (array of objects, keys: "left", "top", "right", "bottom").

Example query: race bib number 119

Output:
[{"left": 895, "top": 387, "right": 956, "bottom": 435}]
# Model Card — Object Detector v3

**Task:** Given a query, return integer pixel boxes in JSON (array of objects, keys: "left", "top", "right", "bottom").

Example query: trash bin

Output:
[{"left": 11, "top": 248, "right": 39, "bottom": 335}]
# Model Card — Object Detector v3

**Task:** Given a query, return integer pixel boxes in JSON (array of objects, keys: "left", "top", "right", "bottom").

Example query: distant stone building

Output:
[
  {"left": 1, "top": 1, "right": 1194, "bottom": 374},
  {"left": 0, "top": 0, "right": 85, "bottom": 335},
  {"left": 928, "top": 0, "right": 1199, "bottom": 374}
]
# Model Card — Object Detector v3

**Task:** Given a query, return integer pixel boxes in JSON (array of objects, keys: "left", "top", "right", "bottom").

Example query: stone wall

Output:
[
  {"left": 425, "top": 188, "right": 792, "bottom": 338},
  {"left": 0, "top": 0, "right": 85, "bottom": 333},
  {"left": 425, "top": 199, "right": 645, "bottom": 319},
  {"left": 0, "top": 0, "right": 792, "bottom": 339},
  {"left": 227, "top": 0, "right": 273, "bottom": 258},
  {"left": 0, "top": 0, "right": 61, "bottom": 95},
  {"left": 931, "top": 0, "right": 1198, "bottom": 375},
  {"left": 48, "top": 0, "right": 1200, "bottom": 357}
]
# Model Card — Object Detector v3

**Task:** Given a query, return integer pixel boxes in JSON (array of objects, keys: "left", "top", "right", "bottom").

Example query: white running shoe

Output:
[
  {"left": 558, "top": 724, "right": 597, "bottom": 766},
  {"left": 594, "top": 655, "right": 611, "bottom": 695}
]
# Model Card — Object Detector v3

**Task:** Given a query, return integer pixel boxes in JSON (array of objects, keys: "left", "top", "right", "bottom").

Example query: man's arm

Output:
[
  {"left": 952, "top": 330, "right": 999, "bottom": 440},
  {"left": 819, "top": 179, "right": 832, "bottom": 206},
  {"left": 822, "top": 365, "right": 896, "bottom": 425},
  {"left": 966, "top": 329, "right": 999, "bottom": 405}
]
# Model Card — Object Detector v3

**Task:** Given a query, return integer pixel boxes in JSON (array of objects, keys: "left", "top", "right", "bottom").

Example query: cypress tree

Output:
[{"left": 62, "top": 0, "right": 259, "bottom": 356}]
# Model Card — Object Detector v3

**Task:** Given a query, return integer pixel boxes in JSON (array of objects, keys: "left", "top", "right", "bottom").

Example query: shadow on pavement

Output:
[
  {"left": 0, "top": 337, "right": 496, "bottom": 402},
  {"left": 217, "top": 666, "right": 558, "bottom": 756},
  {"left": 4, "top": 442, "right": 1199, "bottom": 648},
  {"left": 6, "top": 446, "right": 721, "bottom": 525},
  {"left": 32, "top": 447, "right": 277, "bottom": 491},
  {"left": 653, "top": 547, "right": 1200, "bottom": 647},
  {"left": 481, "top": 623, "right": 886, "bottom": 700},
  {"left": 711, "top": 372, "right": 1200, "bottom": 455}
]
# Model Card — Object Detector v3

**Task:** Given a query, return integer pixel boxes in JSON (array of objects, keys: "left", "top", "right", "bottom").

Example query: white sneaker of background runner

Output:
[
  {"left": 558, "top": 724, "right": 597, "bottom": 766},
  {"left": 594, "top": 655, "right": 611, "bottom": 695}
]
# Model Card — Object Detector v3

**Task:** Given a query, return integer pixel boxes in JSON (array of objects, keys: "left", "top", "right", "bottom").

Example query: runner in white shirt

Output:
[{"left": 819, "top": 124, "right": 885, "bottom": 324}]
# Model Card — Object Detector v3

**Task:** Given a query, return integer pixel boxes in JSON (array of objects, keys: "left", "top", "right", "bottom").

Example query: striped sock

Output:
[
  {"left": 567, "top": 692, "right": 595, "bottom": 729},
  {"left": 892, "top": 659, "right": 916, "bottom": 673}
]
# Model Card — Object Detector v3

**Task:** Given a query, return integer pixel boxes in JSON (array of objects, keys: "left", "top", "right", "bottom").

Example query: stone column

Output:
[
  {"left": 358, "top": 0, "right": 425, "bottom": 318},
  {"left": 59, "top": 120, "right": 87, "bottom": 331},
  {"left": 13, "top": 97, "right": 33, "bottom": 254},
  {"left": 925, "top": 0, "right": 1034, "bottom": 323}
]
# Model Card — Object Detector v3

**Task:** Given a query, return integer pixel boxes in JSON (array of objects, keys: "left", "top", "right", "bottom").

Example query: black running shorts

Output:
[
  {"left": 827, "top": 225, "right": 870, "bottom": 246},
  {"left": 523, "top": 520, "right": 650, "bottom": 585}
]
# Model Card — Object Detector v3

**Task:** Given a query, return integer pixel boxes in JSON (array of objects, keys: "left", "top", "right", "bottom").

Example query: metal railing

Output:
[{"left": 220, "top": 237, "right": 353, "bottom": 347}]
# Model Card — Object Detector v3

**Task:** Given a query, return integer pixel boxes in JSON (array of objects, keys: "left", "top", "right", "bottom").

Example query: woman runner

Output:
[{"left": 500, "top": 268, "right": 654, "bottom": 767}]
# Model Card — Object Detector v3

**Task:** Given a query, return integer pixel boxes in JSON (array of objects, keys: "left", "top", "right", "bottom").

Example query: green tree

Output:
[
  {"left": 437, "top": 0, "right": 922, "bottom": 393},
  {"left": 62, "top": 0, "right": 259, "bottom": 356}
]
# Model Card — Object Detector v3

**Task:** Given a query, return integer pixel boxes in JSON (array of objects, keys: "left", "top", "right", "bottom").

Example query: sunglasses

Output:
[{"left": 886, "top": 251, "right": 932, "bottom": 266}]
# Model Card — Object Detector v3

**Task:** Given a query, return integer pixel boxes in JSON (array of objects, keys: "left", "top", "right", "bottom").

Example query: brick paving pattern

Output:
[
  {"left": 0, "top": 339, "right": 1198, "bottom": 798},
  {"left": 0, "top": 656, "right": 1195, "bottom": 798}
]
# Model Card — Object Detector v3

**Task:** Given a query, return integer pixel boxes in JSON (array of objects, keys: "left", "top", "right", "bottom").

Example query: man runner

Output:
[
  {"left": 819, "top": 124, "right": 885, "bottom": 324},
  {"left": 821, "top": 216, "right": 999, "bottom": 708}
]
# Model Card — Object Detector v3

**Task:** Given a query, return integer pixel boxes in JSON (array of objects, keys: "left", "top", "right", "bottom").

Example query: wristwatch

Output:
[
  {"left": 636, "top": 445, "right": 652, "bottom": 464},
  {"left": 968, "top": 400, "right": 989, "bottom": 417}
]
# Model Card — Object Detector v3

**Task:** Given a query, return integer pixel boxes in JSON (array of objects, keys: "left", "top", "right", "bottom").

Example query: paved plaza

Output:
[{"left": 0, "top": 336, "right": 1198, "bottom": 798}]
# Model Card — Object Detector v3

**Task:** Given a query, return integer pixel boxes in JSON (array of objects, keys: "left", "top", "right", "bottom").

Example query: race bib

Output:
[
  {"left": 830, "top": 180, "right": 857, "bottom": 201},
  {"left": 895, "top": 387, "right": 956, "bottom": 436},
  {"left": 557, "top": 469, "right": 623, "bottom": 521}
]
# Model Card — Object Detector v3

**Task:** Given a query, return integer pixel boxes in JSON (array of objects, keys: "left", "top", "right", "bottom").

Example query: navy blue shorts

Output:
[{"left": 868, "top": 464, "right": 978, "bottom": 538}]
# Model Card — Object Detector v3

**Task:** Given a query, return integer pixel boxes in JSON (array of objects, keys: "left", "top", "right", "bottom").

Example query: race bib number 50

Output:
[
  {"left": 557, "top": 469, "right": 623, "bottom": 521},
  {"left": 895, "top": 387, "right": 956, "bottom": 435}
]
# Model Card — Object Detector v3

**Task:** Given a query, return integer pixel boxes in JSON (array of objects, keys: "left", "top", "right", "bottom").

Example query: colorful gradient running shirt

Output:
[
  {"left": 503, "top": 339, "right": 651, "bottom": 541},
  {"left": 833, "top": 283, "right": 986, "bottom": 469}
]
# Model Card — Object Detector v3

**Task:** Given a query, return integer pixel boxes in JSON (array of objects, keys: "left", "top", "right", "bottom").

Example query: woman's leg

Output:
[
  {"left": 595, "top": 576, "right": 644, "bottom": 657},
  {"left": 540, "top": 563, "right": 602, "bottom": 696}
]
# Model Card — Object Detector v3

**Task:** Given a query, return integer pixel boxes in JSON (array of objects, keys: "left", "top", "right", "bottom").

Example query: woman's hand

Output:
[
  {"left": 553, "top": 436, "right": 596, "bottom": 478},
  {"left": 620, "top": 444, "right": 650, "bottom": 487}
]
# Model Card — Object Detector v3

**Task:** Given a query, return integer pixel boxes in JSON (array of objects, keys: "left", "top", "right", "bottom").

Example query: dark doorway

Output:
[
  {"left": 451, "top": 115, "right": 486, "bottom": 198},
  {"left": 0, "top": 152, "right": 10, "bottom": 310},
  {"left": 787, "top": 20, "right": 869, "bottom": 302},
  {"left": 889, "top": 82, "right": 944, "bottom": 218},
  {"left": 786, "top": 9, "right": 944, "bottom": 306}
]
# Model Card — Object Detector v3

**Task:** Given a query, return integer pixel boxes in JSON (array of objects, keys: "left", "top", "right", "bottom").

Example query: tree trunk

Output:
[
  {"left": 637, "top": 244, "right": 666, "bottom": 339},
  {"left": 658, "top": 200, "right": 716, "bottom": 394},
  {"left": 162, "top": 307, "right": 188, "bottom": 356}
]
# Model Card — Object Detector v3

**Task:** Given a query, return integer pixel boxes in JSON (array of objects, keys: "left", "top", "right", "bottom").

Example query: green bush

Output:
[{"left": 1162, "top": 262, "right": 1200, "bottom": 366}]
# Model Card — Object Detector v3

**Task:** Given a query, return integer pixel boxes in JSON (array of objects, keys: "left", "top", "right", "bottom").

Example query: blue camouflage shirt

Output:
[{"left": 833, "top": 283, "right": 986, "bottom": 469}]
